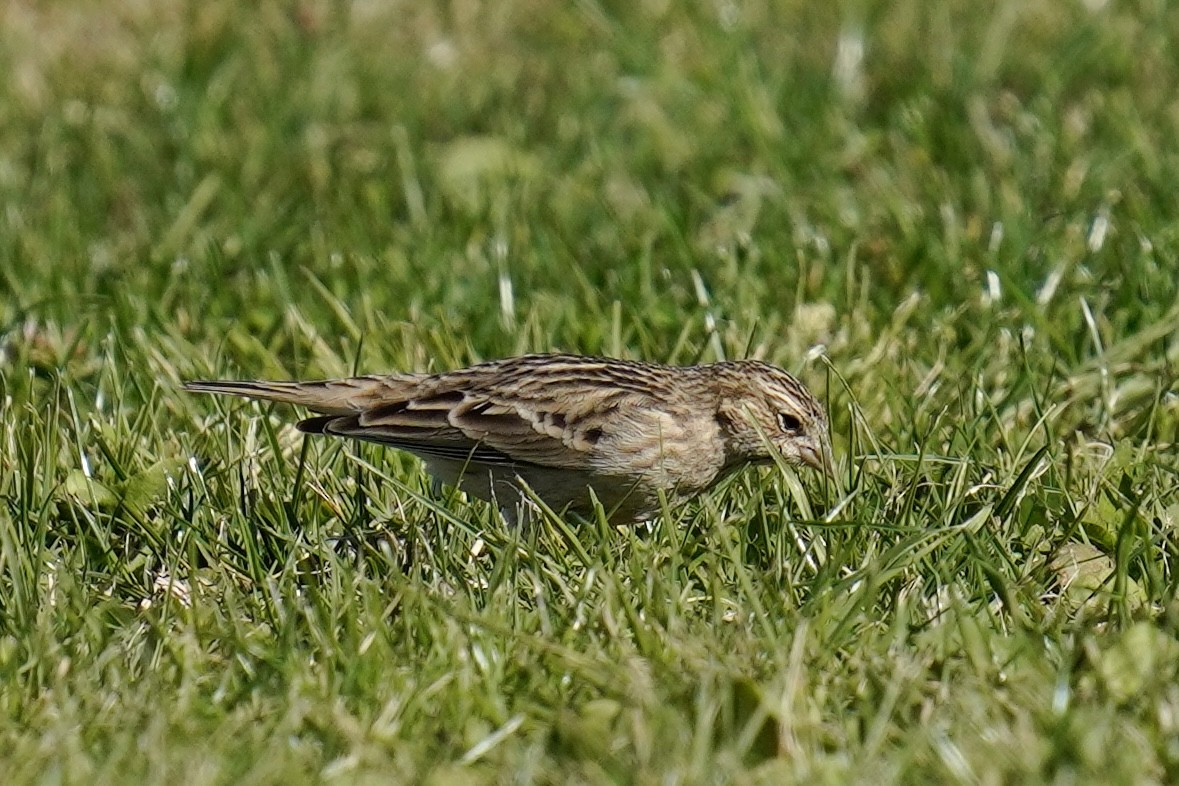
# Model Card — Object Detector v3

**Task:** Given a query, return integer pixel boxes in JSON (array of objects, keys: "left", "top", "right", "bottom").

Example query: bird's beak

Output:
[{"left": 800, "top": 440, "right": 835, "bottom": 478}]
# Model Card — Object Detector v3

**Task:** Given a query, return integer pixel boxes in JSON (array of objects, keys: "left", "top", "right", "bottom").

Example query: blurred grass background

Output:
[{"left": 1, "top": 0, "right": 1178, "bottom": 783}]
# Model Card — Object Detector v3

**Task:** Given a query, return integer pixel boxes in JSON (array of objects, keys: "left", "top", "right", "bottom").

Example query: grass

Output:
[{"left": 2, "top": 0, "right": 1178, "bottom": 782}]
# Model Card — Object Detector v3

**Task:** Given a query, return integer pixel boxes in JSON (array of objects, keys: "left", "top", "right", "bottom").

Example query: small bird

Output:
[{"left": 185, "top": 353, "right": 832, "bottom": 524}]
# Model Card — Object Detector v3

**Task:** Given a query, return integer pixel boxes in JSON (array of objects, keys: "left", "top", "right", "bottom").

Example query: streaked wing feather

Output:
[
  {"left": 447, "top": 396, "right": 602, "bottom": 469},
  {"left": 329, "top": 389, "right": 605, "bottom": 470},
  {"left": 310, "top": 415, "right": 519, "bottom": 465},
  {"left": 361, "top": 400, "right": 454, "bottom": 434},
  {"left": 247, "top": 363, "right": 656, "bottom": 471}
]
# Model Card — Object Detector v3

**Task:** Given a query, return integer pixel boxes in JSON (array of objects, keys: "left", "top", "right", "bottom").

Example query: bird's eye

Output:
[{"left": 778, "top": 412, "right": 802, "bottom": 433}]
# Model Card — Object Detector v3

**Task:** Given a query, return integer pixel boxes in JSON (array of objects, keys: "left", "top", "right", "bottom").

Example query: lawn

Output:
[{"left": 1, "top": 0, "right": 1178, "bottom": 783}]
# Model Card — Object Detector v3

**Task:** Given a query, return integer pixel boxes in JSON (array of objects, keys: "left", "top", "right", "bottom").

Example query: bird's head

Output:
[{"left": 714, "top": 360, "right": 833, "bottom": 476}]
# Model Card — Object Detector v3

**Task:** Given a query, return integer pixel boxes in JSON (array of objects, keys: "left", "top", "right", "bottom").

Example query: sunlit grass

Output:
[{"left": 1, "top": 0, "right": 1178, "bottom": 783}]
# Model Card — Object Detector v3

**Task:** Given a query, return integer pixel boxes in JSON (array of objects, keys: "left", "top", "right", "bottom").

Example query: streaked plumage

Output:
[{"left": 185, "top": 353, "right": 831, "bottom": 523}]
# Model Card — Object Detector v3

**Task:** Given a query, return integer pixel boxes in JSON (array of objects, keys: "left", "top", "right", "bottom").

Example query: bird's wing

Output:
[
  {"left": 186, "top": 371, "right": 652, "bottom": 471},
  {"left": 185, "top": 376, "right": 518, "bottom": 463},
  {"left": 327, "top": 388, "right": 617, "bottom": 469}
]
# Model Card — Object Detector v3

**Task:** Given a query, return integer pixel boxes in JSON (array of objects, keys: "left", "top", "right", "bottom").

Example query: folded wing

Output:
[
  {"left": 187, "top": 375, "right": 626, "bottom": 470},
  {"left": 313, "top": 389, "right": 610, "bottom": 470}
]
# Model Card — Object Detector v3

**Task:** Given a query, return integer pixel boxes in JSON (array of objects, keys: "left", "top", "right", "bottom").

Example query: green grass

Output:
[{"left": 2, "top": 0, "right": 1178, "bottom": 782}]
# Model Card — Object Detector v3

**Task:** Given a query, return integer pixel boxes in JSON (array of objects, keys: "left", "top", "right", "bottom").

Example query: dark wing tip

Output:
[{"left": 297, "top": 415, "right": 338, "bottom": 434}]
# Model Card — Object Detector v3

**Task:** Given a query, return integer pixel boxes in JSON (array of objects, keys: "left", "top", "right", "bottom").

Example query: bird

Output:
[{"left": 184, "top": 353, "right": 832, "bottom": 524}]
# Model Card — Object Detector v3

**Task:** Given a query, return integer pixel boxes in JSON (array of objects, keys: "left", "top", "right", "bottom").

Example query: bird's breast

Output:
[{"left": 588, "top": 407, "right": 726, "bottom": 493}]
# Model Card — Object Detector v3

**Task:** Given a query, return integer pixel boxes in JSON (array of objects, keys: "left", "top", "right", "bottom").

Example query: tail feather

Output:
[{"left": 183, "top": 379, "right": 396, "bottom": 415}]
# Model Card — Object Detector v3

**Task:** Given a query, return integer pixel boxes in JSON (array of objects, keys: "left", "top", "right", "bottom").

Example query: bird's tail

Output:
[{"left": 183, "top": 377, "right": 411, "bottom": 415}]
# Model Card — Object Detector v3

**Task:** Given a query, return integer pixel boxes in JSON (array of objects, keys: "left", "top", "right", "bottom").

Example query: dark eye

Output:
[{"left": 778, "top": 412, "right": 802, "bottom": 433}]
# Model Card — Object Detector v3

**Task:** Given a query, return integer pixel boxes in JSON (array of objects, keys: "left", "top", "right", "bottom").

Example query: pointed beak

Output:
[{"left": 800, "top": 439, "right": 835, "bottom": 478}]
